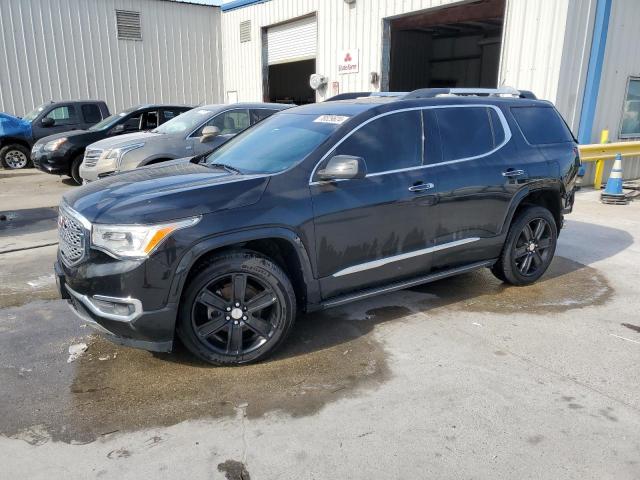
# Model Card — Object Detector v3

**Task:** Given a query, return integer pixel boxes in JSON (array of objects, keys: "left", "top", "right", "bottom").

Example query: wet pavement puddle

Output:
[{"left": 0, "top": 256, "right": 613, "bottom": 444}]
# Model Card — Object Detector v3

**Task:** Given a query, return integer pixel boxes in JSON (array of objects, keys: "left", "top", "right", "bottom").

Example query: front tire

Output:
[
  {"left": 491, "top": 206, "right": 557, "bottom": 286},
  {"left": 69, "top": 154, "right": 84, "bottom": 185},
  {"left": 0, "top": 144, "right": 31, "bottom": 169},
  {"left": 177, "top": 251, "right": 296, "bottom": 365}
]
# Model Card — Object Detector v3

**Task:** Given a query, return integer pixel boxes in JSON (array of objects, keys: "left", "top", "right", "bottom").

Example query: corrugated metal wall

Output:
[
  {"left": 222, "top": 0, "right": 497, "bottom": 103},
  {"left": 589, "top": 0, "right": 640, "bottom": 182},
  {"left": 0, "top": 0, "right": 224, "bottom": 116}
]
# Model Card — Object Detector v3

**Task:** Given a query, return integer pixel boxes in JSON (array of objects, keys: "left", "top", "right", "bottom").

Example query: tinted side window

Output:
[
  {"left": 161, "top": 109, "right": 183, "bottom": 124},
  {"left": 46, "top": 105, "right": 77, "bottom": 126},
  {"left": 511, "top": 106, "right": 573, "bottom": 144},
  {"left": 81, "top": 104, "right": 102, "bottom": 123},
  {"left": 436, "top": 107, "right": 493, "bottom": 161},
  {"left": 333, "top": 110, "right": 422, "bottom": 174},
  {"left": 251, "top": 109, "right": 277, "bottom": 124}
]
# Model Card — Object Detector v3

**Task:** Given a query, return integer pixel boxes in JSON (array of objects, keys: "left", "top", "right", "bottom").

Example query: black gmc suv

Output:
[
  {"left": 55, "top": 88, "right": 579, "bottom": 365},
  {"left": 32, "top": 104, "right": 191, "bottom": 184}
]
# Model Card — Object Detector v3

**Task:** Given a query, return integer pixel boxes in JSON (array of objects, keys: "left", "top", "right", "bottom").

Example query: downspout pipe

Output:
[{"left": 577, "top": 0, "right": 612, "bottom": 145}]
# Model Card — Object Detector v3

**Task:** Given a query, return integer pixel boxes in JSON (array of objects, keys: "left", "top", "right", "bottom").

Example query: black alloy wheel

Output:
[
  {"left": 178, "top": 251, "right": 296, "bottom": 365},
  {"left": 491, "top": 205, "right": 557, "bottom": 285},
  {"left": 513, "top": 217, "right": 553, "bottom": 277}
]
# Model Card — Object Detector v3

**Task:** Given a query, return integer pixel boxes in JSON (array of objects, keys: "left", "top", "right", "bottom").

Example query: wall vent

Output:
[
  {"left": 240, "top": 20, "right": 251, "bottom": 43},
  {"left": 116, "top": 10, "right": 142, "bottom": 41}
]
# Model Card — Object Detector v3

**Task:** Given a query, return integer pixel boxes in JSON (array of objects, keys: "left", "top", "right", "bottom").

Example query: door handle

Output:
[
  {"left": 408, "top": 182, "right": 434, "bottom": 192},
  {"left": 502, "top": 169, "right": 525, "bottom": 177}
]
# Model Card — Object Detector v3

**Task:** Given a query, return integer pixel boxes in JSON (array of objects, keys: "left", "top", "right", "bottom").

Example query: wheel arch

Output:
[
  {"left": 501, "top": 185, "right": 563, "bottom": 235},
  {"left": 0, "top": 137, "right": 32, "bottom": 151},
  {"left": 168, "top": 227, "right": 320, "bottom": 313}
]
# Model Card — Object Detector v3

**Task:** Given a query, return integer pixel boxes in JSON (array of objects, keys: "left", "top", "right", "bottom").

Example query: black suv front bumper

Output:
[{"left": 55, "top": 260, "right": 177, "bottom": 352}]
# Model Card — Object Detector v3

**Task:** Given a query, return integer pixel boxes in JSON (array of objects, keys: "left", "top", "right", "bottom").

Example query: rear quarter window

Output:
[
  {"left": 511, "top": 106, "right": 574, "bottom": 144},
  {"left": 435, "top": 107, "right": 496, "bottom": 161}
]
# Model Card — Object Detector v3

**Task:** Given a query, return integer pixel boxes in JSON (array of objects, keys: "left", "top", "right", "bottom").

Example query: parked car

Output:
[
  {"left": 55, "top": 88, "right": 579, "bottom": 365},
  {"left": 0, "top": 100, "right": 109, "bottom": 169},
  {"left": 79, "top": 103, "right": 292, "bottom": 182},
  {"left": 32, "top": 104, "right": 192, "bottom": 184}
]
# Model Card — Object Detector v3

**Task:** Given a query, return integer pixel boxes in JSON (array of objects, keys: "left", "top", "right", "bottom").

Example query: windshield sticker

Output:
[
  {"left": 196, "top": 109, "right": 210, "bottom": 115},
  {"left": 313, "top": 115, "right": 350, "bottom": 125}
]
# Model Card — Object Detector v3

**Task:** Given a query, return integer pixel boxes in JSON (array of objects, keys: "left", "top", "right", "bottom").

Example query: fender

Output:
[
  {"left": 499, "top": 181, "right": 563, "bottom": 235},
  {"left": 0, "top": 136, "right": 33, "bottom": 149},
  {"left": 167, "top": 226, "right": 321, "bottom": 308}
]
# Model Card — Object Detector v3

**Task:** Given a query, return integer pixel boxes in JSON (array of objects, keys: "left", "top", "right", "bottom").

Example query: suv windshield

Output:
[
  {"left": 23, "top": 103, "right": 49, "bottom": 121},
  {"left": 89, "top": 107, "right": 136, "bottom": 131},
  {"left": 205, "top": 113, "right": 343, "bottom": 174},
  {"left": 153, "top": 108, "right": 215, "bottom": 135}
]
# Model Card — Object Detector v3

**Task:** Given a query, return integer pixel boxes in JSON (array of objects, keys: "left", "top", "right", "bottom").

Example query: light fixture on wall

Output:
[
  {"left": 370, "top": 72, "right": 379, "bottom": 85},
  {"left": 344, "top": 0, "right": 356, "bottom": 4},
  {"left": 309, "top": 74, "right": 328, "bottom": 90}
]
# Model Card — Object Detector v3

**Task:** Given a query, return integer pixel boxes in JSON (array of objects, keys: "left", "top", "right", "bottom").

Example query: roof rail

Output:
[
  {"left": 326, "top": 91, "right": 408, "bottom": 101},
  {"left": 403, "top": 87, "right": 537, "bottom": 100}
]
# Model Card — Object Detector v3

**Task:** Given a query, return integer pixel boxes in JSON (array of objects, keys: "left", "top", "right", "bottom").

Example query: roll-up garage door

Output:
[{"left": 267, "top": 16, "right": 317, "bottom": 65}]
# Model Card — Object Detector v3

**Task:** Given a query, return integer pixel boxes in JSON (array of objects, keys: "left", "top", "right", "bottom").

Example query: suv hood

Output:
[
  {"left": 88, "top": 130, "right": 168, "bottom": 150},
  {"left": 63, "top": 158, "right": 270, "bottom": 224}
]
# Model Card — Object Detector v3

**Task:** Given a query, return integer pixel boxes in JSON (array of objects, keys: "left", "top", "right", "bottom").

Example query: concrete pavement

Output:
[{"left": 0, "top": 172, "right": 639, "bottom": 479}]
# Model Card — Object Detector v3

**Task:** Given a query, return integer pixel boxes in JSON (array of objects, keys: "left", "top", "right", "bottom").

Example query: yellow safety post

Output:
[{"left": 593, "top": 129, "right": 609, "bottom": 190}]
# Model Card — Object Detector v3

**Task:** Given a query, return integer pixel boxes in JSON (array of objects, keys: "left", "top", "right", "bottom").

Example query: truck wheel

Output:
[
  {"left": 0, "top": 144, "right": 31, "bottom": 169},
  {"left": 177, "top": 250, "right": 297, "bottom": 365},
  {"left": 491, "top": 206, "right": 557, "bottom": 286},
  {"left": 70, "top": 154, "right": 84, "bottom": 185}
]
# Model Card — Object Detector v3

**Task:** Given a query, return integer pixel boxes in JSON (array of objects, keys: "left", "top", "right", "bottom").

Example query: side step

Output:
[{"left": 321, "top": 259, "right": 496, "bottom": 309}]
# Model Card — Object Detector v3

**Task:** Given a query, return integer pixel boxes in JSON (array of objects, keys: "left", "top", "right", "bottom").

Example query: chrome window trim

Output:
[
  {"left": 332, "top": 237, "right": 480, "bottom": 277},
  {"left": 308, "top": 104, "right": 512, "bottom": 185}
]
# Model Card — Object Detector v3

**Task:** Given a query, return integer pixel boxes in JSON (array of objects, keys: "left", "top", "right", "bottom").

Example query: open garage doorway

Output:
[
  {"left": 265, "top": 15, "right": 317, "bottom": 105},
  {"left": 387, "top": 0, "right": 505, "bottom": 91}
]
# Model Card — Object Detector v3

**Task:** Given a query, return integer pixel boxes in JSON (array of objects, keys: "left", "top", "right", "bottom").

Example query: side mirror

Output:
[
  {"left": 41, "top": 117, "right": 55, "bottom": 127},
  {"left": 317, "top": 155, "right": 367, "bottom": 181},
  {"left": 111, "top": 124, "right": 125, "bottom": 135},
  {"left": 200, "top": 126, "right": 220, "bottom": 143}
]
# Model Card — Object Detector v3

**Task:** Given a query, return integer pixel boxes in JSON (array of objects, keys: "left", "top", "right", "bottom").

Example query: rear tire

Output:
[
  {"left": 0, "top": 144, "right": 31, "bottom": 169},
  {"left": 177, "top": 250, "right": 296, "bottom": 365},
  {"left": 491, "top": 206, "right": 557, "bottom": 286},
  {"left": 70, "top": 154, "right": 83, "bottom": 185}
]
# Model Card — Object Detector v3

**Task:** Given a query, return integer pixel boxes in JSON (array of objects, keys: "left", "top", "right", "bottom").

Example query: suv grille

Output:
[
  {"left": 58, "top": 207, "right": 88, "bottom": 267},
  {"left": 83, "top": 148, "right": 102, "bottom": 167}
]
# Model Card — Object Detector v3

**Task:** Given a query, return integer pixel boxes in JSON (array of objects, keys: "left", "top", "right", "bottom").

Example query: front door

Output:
[
  {"left": 32, "top": 104, "right": 79, "bottom": 140},
  {"left": 310, "top": 110, "right": 439, "bottom": 299},
  {"left": 190, "top": 109, "right": 251, "bottom": 156}
]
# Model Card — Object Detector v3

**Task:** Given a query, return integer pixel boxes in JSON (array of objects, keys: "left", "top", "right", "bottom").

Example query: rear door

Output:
[
  {"left": 427, "top": 105, "right": 521, "bottom": 270},
  {"left": 310, "top": 109, "right": 439, "bottom": 299}
]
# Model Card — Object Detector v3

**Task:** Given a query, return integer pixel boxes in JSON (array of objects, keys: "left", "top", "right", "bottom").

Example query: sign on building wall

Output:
[{"left": 338, "top": 49, "right": 359, "bottom": 74}]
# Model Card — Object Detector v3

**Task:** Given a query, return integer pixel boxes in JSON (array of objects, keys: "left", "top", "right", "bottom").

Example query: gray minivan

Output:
[{"left": 79, "top": 103, "right": 291, "bottom": 182}]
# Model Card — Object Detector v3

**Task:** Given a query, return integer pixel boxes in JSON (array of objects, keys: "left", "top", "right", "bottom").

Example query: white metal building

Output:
[
  {"left": 221, "top": 0, "right": 640, "bottom": 181},
  {"left": 0, "top": 0, "right": 224, "bottom": 116}
]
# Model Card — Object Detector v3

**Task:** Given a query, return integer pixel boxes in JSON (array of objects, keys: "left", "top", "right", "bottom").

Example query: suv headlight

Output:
[
  {"left": 43, "top": 138, "right": 67, "bottom": 152},
  {"left": 91, "top": 216, "right": 200, "bottom": 259},
  {"left": 99, "top": 143, "right": 145, "bottom": 169}
]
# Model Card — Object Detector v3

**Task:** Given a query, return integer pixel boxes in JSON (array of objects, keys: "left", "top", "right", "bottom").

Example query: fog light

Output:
[{"left": 91, "top": 298, "right": 135, "bottom": 316}]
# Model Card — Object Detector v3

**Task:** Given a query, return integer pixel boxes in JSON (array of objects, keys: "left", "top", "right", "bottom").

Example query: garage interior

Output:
[
  {"left": 389, "top": 0, "right": 505, "bottom": 91},
  {"left": 265, "top": 15, "right": 317, "bottom": 105},
  {"left": 268, "top": 59, "right": 316, "bottom": 104}
]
